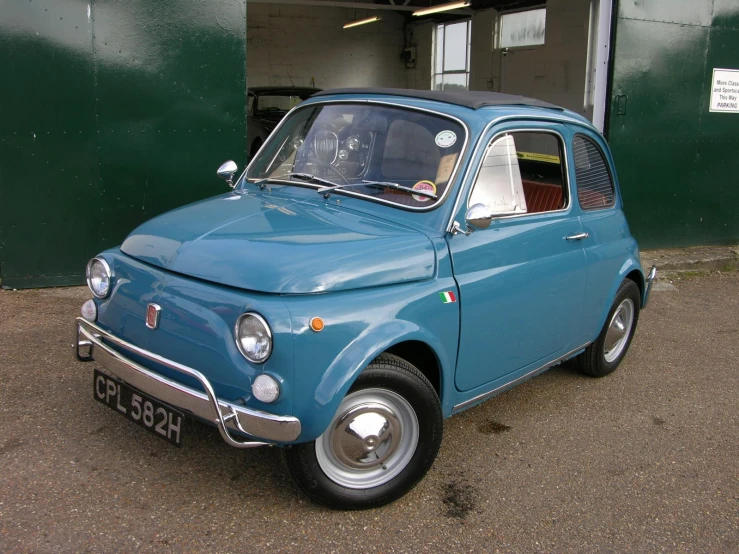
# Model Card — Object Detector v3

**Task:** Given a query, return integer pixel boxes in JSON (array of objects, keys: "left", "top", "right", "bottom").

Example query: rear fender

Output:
[{"left": 590, "top": 256, "right": 644, "bottom": 342}]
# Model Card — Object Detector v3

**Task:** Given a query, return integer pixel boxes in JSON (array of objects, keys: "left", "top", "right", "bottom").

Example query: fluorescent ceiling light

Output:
[
  {"left": 412, "top": 1, "right": 470, "bottom": 17},
  {"left": 343, "top": 16, "right": 381, "bottom": 29}
]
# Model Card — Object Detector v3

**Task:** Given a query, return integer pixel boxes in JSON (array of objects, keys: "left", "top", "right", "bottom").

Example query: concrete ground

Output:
[
  {"left": 641, "top": 244, "right": 739, "bottom": 279},
  {"left": 0, "top": 274, "right": 737, "bottom": 553}
]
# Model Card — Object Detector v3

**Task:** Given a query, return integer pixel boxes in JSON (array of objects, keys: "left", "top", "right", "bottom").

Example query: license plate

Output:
[{"left": 93, "top": 369, "right": 184, "bottom": 446}]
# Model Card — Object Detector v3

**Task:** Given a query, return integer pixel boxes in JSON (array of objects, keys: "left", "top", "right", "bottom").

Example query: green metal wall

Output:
[
  {"left": 607, "top": 0, "right": 739, "bottom": 248},
  {"left": 0, "top": 0, "right": 246, "bottom": 288}
]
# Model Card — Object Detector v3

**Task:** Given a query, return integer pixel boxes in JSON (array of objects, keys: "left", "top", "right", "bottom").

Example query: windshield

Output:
[{"left": 245, "top": 103, "right": 466, "bottom": 209}]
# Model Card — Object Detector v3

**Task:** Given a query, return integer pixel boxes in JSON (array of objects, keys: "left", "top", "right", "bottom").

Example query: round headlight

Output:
[
  {"left": 235, "top": 313, "right": 272, "bottom": 363},
  {"left": 86, "top": 258, "right": 112, "bottom": 298}
]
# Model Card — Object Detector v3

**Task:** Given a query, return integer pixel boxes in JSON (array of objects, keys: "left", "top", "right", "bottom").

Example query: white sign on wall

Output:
[{"left": 710, "top": 68, "right": 739, "bottom": 113}]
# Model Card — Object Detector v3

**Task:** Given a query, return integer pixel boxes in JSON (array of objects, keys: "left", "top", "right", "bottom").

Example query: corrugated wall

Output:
[
  {"left": 0, "top": 0, "right": 247, "bottom": 288},
  {"left": 607, "top": 0, "right": 739, "bottom": 248}
]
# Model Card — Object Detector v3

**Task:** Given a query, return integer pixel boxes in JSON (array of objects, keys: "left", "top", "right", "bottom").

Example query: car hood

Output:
[{"left": 120, "top": 192, "right": 436, "bottom": 294}]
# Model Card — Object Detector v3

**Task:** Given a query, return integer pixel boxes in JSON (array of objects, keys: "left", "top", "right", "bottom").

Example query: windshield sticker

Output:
[
  {"left": 412, "top": 180, "right": 436, "bottom": 202},
  {"left": 435, "top": 130, "right": 457, "bottom": 148}
]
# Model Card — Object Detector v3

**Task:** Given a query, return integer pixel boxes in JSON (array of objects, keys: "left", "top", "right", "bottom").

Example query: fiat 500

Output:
[{"left": 75, "top": 88, "right": 656, "bottom": 510}]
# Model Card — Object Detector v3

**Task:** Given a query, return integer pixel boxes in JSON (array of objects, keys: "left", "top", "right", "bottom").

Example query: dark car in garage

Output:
[{"left": 247, "top": 86, "right": 321, "bottom": 158}]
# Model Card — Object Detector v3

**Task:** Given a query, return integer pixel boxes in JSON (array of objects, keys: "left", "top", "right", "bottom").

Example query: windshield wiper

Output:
[
  {"left": 316, "top": 180, "right": 438, "bottom": 200},
  {"left": 252, "top": 172, "right": 336, "bottom": 190}
]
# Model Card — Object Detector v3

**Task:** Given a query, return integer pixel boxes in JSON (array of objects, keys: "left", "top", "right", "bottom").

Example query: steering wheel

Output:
[{"left": 306, "top": 154, "right": 350, "bottom": 184}]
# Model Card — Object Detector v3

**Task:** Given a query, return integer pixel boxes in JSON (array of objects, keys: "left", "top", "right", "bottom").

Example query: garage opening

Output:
[
  {"left": 417, "top": 0, "right": 613, "bottom": 129},
  {"left": 244, "top": 0, "right": 612, "bottom": 157}
]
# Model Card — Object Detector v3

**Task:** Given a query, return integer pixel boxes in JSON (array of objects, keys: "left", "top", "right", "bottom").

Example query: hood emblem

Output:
[{"left": 146, "top": 303, "right": 161, "bottom": 329}]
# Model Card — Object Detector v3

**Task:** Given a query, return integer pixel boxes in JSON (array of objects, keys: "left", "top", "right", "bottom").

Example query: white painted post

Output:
[{"left": 592, "top": 0, "right": 613, "bottom": 132}]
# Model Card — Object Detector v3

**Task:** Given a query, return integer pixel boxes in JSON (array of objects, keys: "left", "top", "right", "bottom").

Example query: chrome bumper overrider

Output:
[
  {"left": 74, "top": 318, "right": 301, "bottom": 447},
  {"left": 643, "top": 265, "right": 657, "bottom": 308}
]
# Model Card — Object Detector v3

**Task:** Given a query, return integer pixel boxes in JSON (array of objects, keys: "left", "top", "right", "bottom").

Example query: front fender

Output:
[{"left": 285, "top": 278, "right": 460, "bottom": 443}]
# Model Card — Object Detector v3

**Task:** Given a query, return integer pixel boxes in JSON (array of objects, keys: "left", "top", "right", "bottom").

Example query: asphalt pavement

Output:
[{"left": 1, "top": 274, "right": 737, "bottom": 553}]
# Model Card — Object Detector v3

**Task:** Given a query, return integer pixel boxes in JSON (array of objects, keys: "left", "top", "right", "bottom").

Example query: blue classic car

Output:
[{"left": 75, "top": 88, "right": 656, "bottom": 510}]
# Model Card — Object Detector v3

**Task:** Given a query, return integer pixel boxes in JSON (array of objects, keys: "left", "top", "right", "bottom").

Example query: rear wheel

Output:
[
  {"left": 284, "top": 353, "right": 442, "bottom": 510},
  {"left": 577, "top": 279, "right": 641, "bottom": 377}
]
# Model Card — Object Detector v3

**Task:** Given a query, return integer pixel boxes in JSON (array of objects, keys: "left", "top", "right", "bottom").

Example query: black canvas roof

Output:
[{"left": 311, "top": 88, "right": 563, "bottom": 111}]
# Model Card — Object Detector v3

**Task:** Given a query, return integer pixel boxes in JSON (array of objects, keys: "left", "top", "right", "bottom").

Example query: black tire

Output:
[
  {"left": 283, "top": 353, "right": 443, "bottom": 510},
  {"left": 577, "top": 278, "right": 641, "bottom": 377},
  {"left": 250, "top": 139, "right": 262, "bottom": 159}
]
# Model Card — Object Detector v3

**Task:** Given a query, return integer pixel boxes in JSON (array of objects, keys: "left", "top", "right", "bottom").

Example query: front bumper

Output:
[
  {"left": 643, "top": 265, "right": 657, "bottom": 308},
  {"left": 74, "top": 318, "right": 301, "bottom": 447}
]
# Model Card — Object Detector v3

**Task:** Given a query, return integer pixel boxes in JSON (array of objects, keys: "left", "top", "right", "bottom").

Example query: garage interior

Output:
[{"left": 246, "top": 0, "right": 612, "bottom": 130}]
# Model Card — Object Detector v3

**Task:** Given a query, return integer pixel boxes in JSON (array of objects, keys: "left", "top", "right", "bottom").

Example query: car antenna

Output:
[{"left": 286, "top": 68, "right": 294, "bottom": 87}]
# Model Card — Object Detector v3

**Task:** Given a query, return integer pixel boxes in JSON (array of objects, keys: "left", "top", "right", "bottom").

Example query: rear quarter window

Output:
[{"left": 573, "top": 135, "right": 615, "bottom": 210}]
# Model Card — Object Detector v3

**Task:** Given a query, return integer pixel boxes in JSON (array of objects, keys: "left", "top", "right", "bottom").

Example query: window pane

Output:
[
  {"left": 470, "top": 135, "right": 527, "bottom": 213},
  {"left": 500, "top": 8, "right": 546, "bottom": 48},
  {"left": 442, "top": 73, "right": 468, "bottom": 91},
  {"left": 433, "top": 74, "right": 444, "bottom": 91},
  {"left": 435, "top": 25, "right": 444, "bottom": 73},
  {"left": 470, "top": 131, "right": 569, "bottom": 215},
  {"left": 513, "top": 132, "right": 566, "bottom": 213},
  {"left": 246, "top": 103, "right": 465, "bottom": 210},
  {"left": 443, "top": 22, "right": 468, "bottom": 71},
  {"left": 573, "top": 136, "right": 615, "bottom": 209}
]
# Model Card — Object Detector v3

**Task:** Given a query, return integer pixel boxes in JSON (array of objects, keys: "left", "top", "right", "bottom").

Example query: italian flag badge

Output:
[{"left": 439, "top": 291, "right": 457, "bottom": 303}]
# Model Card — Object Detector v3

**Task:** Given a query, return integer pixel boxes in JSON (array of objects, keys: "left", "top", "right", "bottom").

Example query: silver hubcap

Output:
[
  {"left": 315, "top": 388, "right": 419, "bottom": 489},
  {"left": 604, "top": 298, "right": 635, "bottom": 363}
]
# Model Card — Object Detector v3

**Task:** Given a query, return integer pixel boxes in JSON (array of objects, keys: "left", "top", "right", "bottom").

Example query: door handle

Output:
[{"left": 565, "top": 232, "right": 590, "bottom": 241}]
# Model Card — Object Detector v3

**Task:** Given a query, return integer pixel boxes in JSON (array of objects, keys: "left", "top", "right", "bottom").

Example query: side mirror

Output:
[
  {"left": 217, "top": 160, "right": 238, "bottom": 187},
  {"left": 465, "top": 203, "right": 494, "bottom": 230}
]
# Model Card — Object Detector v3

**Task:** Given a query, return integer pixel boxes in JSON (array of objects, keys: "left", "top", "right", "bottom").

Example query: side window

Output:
[
  {"left": 573, "top": 135, "right": 615, "bottom": 209},
  {"left": 469, "top": 131, "right": 567, "bottom": 215},
  {"left": 469, "top": 135, "right": 527, "bottom": 213}
]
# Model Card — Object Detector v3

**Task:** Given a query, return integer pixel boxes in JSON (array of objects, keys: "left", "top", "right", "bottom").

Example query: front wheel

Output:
[
  {"left": 283, "top": 353, "right": 443, "bottom": 510},
  {"left": 249, "top": 139, "right": 262, "bottom": 160},
  {"left": 576, "top": 278, "right": 641, "bottom": 377}
]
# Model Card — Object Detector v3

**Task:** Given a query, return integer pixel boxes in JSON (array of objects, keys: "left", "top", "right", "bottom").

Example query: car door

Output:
[
  {"left": 447, "top": 122, "right": 587, "bottom": 393},
  {"left": 569, "top": 130, "right": 632, "bottom": 336}
]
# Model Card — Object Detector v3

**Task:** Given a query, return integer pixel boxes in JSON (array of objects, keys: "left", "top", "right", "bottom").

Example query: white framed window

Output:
[
  {"left": 433, "top": 20, "right": 471, "bottom": 91},
  {"left": 499, "top": 7, "right": 546, "bottom": 49},
  {"left": 469, "top": 131, "right": 568, "bottom": 215}
]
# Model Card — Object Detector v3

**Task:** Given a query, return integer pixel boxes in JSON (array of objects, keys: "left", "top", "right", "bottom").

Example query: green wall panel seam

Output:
[
  {"left": 618, "top": 15, "right": 739, "bottom": 31},
  {"left": 90, "top": 0, "right": 104, "bottom": 252}
]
